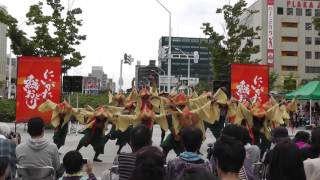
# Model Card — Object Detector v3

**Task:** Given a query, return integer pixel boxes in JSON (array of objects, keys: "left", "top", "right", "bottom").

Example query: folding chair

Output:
[{"left": 17, "top": 165, "right": 56, "bottom": 180}]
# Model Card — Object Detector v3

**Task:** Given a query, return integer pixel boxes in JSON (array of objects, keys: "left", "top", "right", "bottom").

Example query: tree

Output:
[
  {"left": 201, "top": 0, "right": 260, "bottom": 80},
  {"left": 314, "top": 17, "right": 320, "bottom": 36},
  {"left": 195, "top": 80, "right": 211, "bottom": 94},
  {"left": 0, "top": 0, "right": 86, "bottom": 74},
  {"left": 269, "top": 71, "right": 278, "bottom": 91}
]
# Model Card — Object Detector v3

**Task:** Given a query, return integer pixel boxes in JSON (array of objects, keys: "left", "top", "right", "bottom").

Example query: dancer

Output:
[
  {"left": 38, "top": 100, "right": 82, "bottom": 149},
  {"left": 76, "top": 106, "right": 112, "bottom": 162}
]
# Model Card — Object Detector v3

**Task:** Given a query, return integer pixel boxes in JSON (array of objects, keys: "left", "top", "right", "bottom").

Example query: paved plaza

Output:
[{"left": 11, "top": 123, "right": 216, "bottom": 179}]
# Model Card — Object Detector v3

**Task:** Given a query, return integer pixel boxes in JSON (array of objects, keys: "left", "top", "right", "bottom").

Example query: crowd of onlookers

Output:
[
  {"left": 1, "top": 117, "right": 320, "bottom": 180},
  {"left": 292, "top": 102, "right": 320, "bottom": 127}
]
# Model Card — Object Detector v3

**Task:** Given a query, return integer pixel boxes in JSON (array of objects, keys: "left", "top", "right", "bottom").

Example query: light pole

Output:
[
  {"left": 155, "top": 0, "right": 171, "bottom": 93},
  {"left": 174, "top": 48, "right": 199, "bottom": 95}
]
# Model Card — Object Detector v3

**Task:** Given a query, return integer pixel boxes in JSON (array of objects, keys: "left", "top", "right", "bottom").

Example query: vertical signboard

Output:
[
  {"left": 16, "top": 56, "right": 62, "bottom": 123},
  {"left": 267, "top": 0, "right": 274, "bottom": 67},
  {"left": 231, "top": 64, "right": 269, "bottom": 103}
]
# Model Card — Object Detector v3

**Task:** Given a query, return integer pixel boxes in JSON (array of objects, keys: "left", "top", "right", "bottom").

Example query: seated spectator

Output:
[
  {"left": 178, "top": 167, "right": 218, "bottom": 180},
  {"left": 16, "top": 117, "right": 62, "bottom": 176},
  {"left": 301, "top": 127, "right": 320, "bottom": 160},
  {"left": 294, "top": 131, "right": 311, "bottom": 149},
  {"left": 0, "top": 123, "right": 19, "bottom": 178},
  {"left": 0, "top": 157, "right": 10, "bottom": 180},
  {"left": 101, "top": 124, "right": 152, "bottom": 180},
  {"left": 269, "top": 141, "right": 306, "bottom": 180},
  {"left": 166, "top": 127, "right": 212, "bottom": 180},
  {"left": 131, "top": 146, "right": 165, "bottom": 180},
  {"left": 303, "top": 156, "right": 320, "bottom": 180},
  {"left": 59, "top": 151, "right": 97, "bottom": 180},
  {"left": 213, "top": 135, "right": 246, "bottom": 180}
]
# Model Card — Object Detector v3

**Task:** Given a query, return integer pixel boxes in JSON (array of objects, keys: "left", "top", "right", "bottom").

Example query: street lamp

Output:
[
  {"left": 174, "top": 48, "right": 199, "bottom": 95},
  {"left": 155, "top": 0, "right": 171, "bottom": 93}
]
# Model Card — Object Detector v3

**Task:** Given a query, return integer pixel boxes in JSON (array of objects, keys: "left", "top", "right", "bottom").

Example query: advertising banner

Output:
[
  {"left": 231, "top": 64, "right": 269, "bottom": 103},
  {"left": 267, "top": 0, "right": 274, "bottom": 67},
  {"left": 16, "top": 56, "right": 62, "bottom": 123}
]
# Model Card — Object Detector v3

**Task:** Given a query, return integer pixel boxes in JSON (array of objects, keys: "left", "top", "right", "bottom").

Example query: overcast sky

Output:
[{"left": 1, "top": 0, "right": 256, "bottom": 90}]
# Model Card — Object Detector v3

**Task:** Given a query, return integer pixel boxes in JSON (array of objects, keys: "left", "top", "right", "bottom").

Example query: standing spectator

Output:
[
  {"left": 301, "top": 127, "right": 320, "bottom": 160},
  {"left": 166, "top": 127, "right": 212, "bottom": 180},
  {"left": 303, "top": 156, "right": 320, "bottom": 180},
  {"left": 0, "top": 123, "right": 18, "bottom": 178},
  {"left": 59, "top": 151, "right": 97, "bottom": 180},
  {"left": 294, "top": 131, "right": 311, "bottom": 149},
  {"left": 101, "top": 124, "right": 152, "bottom": 180},
  {"left": 213, "top": 135, "right": 246, "bottom": 180},
  {"left": 0, "top": 157, "right": 10, "bottom": 180},
  {"left": 16, "top": 117, "right": 62, "bottom": 176},
  {"left": 269, "top": 141, "right": 306, "bottom": 180},
  {"left": 130, "top": 146, "right": 165, "bottom": 180}
]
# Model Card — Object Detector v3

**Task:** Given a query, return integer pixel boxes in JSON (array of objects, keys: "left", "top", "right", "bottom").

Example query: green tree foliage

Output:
[
  {"left": 269, "top": 71, "right": 278, "bottom": 91},
  {"left": 195, "top": 80, "right": 211, "bottom": 94},
  {"left": 283, "top": 74, "right": 297, "bottom": 92},
  {"left": 0, "top": 0, "right": 86, "bottom": 74},
  {"left": 201, "top": 0, "right": 260, "bottom": 80},
  {"left": 313, "top": 17, "right": 320, "bottom": 36}
]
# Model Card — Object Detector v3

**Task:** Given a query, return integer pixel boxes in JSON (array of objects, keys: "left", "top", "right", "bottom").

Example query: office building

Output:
[
  {"left": 107, "top": 78, "right": 116, "bottom": 93},
  {"left": 241, "top": 0, "right": 320, "bottom": 88},
  {"left": 158, "top": 36, "right": 213, "bottom": 87},
  {"left": 88, "top": 66, "right": 108, "bottom": 90},
  {"left": 0, "top": 5, "right": 7, "bottom": 97},
  {"left": 135, "top": 60, "right": 164, "bottom": 89},
  {"left": 5, "top": 56, "right": 17, "bottom": 98}
]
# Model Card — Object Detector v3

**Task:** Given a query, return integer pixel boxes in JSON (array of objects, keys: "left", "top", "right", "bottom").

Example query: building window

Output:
[
  {"left": 315, "top": 52, "right": 320, "bottom": 59},
  {"left": 306, "top": 51, "right": 312, "bottom": 59},
  {"left": 282, "top": 22, "right": 298, "bottom": 28},
  {"left": 306, "top": 66, "right": 320, "bottom": 73},
  {"left": 305, "top": 37, "right": 312, "bottom": 45},
  {"left": 315, "top": 38, "right": 320, "bottom": 45},
  {"left": 282, "top": 66, "right": 298, "bottom": 71},
  {"left": 287, "top": 8, "right": 294, "bottom": 15},
  {"left": 306, "top": 9, "right": 312, "bottom": 16},
  {"left": 281, "top": 51, "right": 298, "bottom": 56},
  {"left": 277, "top": 7, "right": 284, "bottom": 15},
  {"left": 316, "top": 9, "right": 320, "bottom": 17},
  {"left": 296, "top": 8, "right": 302, "bottom": 16},
  {"left": 305, "top": 23, "right": 312, "bottom": 30},
  {"left": 282, "top": 36, "right": 298, "bottom": 42}
]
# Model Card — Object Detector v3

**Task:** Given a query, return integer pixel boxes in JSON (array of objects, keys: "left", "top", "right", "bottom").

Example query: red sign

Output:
[
  {"left": 231, "top": 64, "right": 269, "bottom": 103},
  {"left": 287, "top": 1, "right": 320, "bottom": 9},
  {"left": 267, "top": 0, "right": 274, "bottom": 67},
  {"left": 16, "top": 56, "right": 62, "bottom": 123}
]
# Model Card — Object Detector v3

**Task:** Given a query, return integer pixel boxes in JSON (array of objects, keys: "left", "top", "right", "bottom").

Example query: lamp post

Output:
[{"left": 155, "top": 0, "right": 171, "bottom": 93}]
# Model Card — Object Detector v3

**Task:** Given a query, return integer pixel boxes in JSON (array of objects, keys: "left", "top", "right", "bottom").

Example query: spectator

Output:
[
  {"left": 178, "top": 167, "right": 218, "bottom": 180},
  {"left": 269, "top": 141, "right": 306, "bottom": 180},
  {"left": 301, "top": 127, "right": 320, "bottom": 160},
  {"left": 213, "top": 135, "right": 246, "bottom": 180},
  {"left": 294, "top": 131, "right": 311, "bottom": 149},
  {"left": 218, "top": 124, "right": 259, "bottom": 180},
  {"left": 59, "top": 151, "right": 97, "bottom": 180},
  {"left": 0, "top": 157, "right": 10, "bottom": 180},
  {"left": 263, "top": 126, "right": 290, "bottom": 165},
  {"left": 166, "top": 127, "right": 212, "bottom": 180},
  {"left": 16, "top": 117, "right": 62, "bottom": 176},
  {"left": 101, "top": 124, "right": 152, "bottom": 180},
  {"left": 0, "top": 123, "right": 18, "bottom": 178},
  {"left": 131, "top": 146, "right": 165, "bottom": 180},
  {"left": 303, "top": 156, "right": 320, "bottom": 180}
]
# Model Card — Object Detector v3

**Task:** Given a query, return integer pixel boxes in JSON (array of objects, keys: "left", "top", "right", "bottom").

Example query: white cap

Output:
[{"left": 0, "top": 123, "right": 11, "bottom": 136}]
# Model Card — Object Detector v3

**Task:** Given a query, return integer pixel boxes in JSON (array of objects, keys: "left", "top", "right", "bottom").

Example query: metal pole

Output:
[
  {"left": 119, "top": 59, "right": 123, "bottom": 91},
  {"left": 310, "top": 99, "right": 312, "bottom": 126},
  {"left": 7, "top": 51, "right": 12, "bottom": 99},
  {"left": 76, "top": 93, "right": 79, "bottom": 135},
  {"left": 187, "top": 57, "right": 190, "bottom": 96},
  {"left": 155, "top": 0, "right": 171, "bottom": 92}
]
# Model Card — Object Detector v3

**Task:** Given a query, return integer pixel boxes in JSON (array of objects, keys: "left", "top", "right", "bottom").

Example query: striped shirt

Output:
[{"left": 118, "top": 153, "right": 136, "bottom": 180}]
